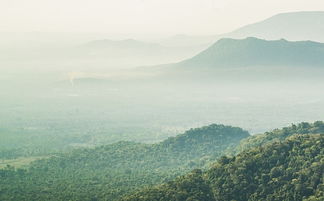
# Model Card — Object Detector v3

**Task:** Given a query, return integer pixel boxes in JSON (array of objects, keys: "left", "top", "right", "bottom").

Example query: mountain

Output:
[
  {"left": 0, "top": 124, "right": 249, "bottom": 201},
  {"left": 121, "top": 133, "right": 324, "bottom": 201},
  {"left": 222, "top": 11, "right": 324, "bottom": 42},
  {"left": 178, "top": 37, "right": 324, "bottom": 68},
  {"left": 0, "top": 37, "right": 205, "bottom": 68},
  {"left": 156, "top": 11, "right": 324, "bottom": 50}
]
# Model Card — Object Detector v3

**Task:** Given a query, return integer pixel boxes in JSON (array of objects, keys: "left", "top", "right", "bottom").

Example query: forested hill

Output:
[
  {"left": 235, "top": 121, "right": 324, "bottom": 154},
  {"left": 179, "top": 37, "right": 324, "bottom": 68},
  {"left": 159, "top": 124, "right": 249, "bottom": 156},
  {"left": 121, "top": 134, "right": 324, "bottom": 201},
  {"left": 0, "top": 124, "right": 249, "bottom": 201}
]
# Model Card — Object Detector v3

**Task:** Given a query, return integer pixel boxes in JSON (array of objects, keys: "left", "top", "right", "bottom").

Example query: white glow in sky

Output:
[{"left": 1, "top": 0, "right": 324, "bottom": 35}]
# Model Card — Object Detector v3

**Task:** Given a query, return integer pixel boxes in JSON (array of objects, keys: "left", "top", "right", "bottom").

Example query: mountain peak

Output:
[
  {"left": 223, "top": 11, "right": 324, "bottom": 42},
  {"left": 179, "top": 37, "right": 324, "bottom": 68}
]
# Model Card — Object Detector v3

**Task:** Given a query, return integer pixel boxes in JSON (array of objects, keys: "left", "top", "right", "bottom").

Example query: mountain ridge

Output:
[
  {"left": 220, "top": 11, "right": 324, "bottom": 42},
  {"left": 156, "top": 11, "right": 324, "bottom": 49},
  {"left": 177, "top": 37, "right": 324, "bottom": 68}
]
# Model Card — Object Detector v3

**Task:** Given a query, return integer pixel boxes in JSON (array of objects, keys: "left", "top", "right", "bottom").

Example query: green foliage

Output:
[
  {"left": 122, "top": 169, "right": 215, "bottom": 201},
  {"left": 122, "top": 134, "right": 324, "bottom": 201},
  {"left": 0, "top": 124, "right": 248, "bottom": 201},
  {"left": 2, "top": 122, "right": 323, "bottom": 201},
  {"left": 0, "top": 126, "right": 172, "bottom": 160},
  {"left": 234, "top": 121, "right": 324, "bottom": 154}
]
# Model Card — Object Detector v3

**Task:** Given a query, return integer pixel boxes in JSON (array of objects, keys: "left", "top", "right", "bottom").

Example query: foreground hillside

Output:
[
  {"left": 235, "top": 121, "right": 324, "bottom": 154},
  {"left": 121, "top": 134, "right": 324, "bottom": 201},
  {"left": 0, "top": 124, "right": 248, "bottom": 201}
]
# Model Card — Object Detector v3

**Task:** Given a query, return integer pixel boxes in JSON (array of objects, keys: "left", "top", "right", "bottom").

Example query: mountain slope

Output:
[
  {"left": 222, "top": 11, "right": 324, "bottom": 42},
  {"left": 0, "top": 124, "right": 249, "bottom": 201},
  {"left": 121, "top": 134, "right": 324, "bottom": 201},
  {"left": 155, "top": 11, "right": 324, "bottom": 50},
  {"left": 235, "top": 121, "right": 324, "bottom": 154},
  {"left": 179, "top": 37, "right": 324, "bottom": 68}
]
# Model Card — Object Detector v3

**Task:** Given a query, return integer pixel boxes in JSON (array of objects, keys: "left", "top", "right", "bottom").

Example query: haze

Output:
[
  {"left": 1, "top": 1, "right": 324, "bottom": 200},
  {"left": 1, "top": 0, "right": 324, "bottom": 35}
]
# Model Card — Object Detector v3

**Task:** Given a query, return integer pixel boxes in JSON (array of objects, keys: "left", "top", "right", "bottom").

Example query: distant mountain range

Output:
[
  {"left": 222, "top": 11, "right": 324, "bottom": 42},
  {"left": 70, "top": 37, "right": 324, "bottom": 83},
  {"left": 81, "top": 11, "right": 324, "bottom": 69},
  {"left": 178, "top": 37, "right": 324, "bottom": 68},
  {"left": 161, "top": 11, "right": 324, "bottom": 48}
]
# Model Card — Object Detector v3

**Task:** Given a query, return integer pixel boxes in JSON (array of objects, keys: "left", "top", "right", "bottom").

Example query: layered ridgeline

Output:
[
  {"left": 121, "top": 122, "right": 324, "bottom": 201},
  {"left": 178, "top": 37, "right": 324, "bottom": 68},
  {"left": 0, "top": 124, "right": 249, "bottom": 201},
  {"left": 159, "top": 11, "right": 324, "bottom": 48},
  {"left": 222, "top": 11, "right": 324, "bottom": 42}
]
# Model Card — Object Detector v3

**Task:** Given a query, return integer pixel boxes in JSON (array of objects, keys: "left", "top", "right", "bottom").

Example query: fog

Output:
[
  {"left": 2, "top": 1, "right": 324, "bottom": 200},
  {"left": 2, "top": 0, "right": 324, "bottom": 35},
  {"left": 1, "top": 4, "right": 324, "bottom": 160},
  {"left": 1, "top": 47, "right": 323, "bottom": 156}
]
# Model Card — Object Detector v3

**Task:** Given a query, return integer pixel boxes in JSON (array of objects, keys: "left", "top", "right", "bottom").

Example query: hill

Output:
[
  {"left": 0, "top": 124, "right": 249, "bottom": 201},
  {"left": 235, "top": 121, "right": 324, "bottom": 154},
  {"left": 178, "top": 37, "right": 324, "bottom": 68},
  {"left": 222, "top": 11, "right": 324, "bottom": 42},
  {"left": 121, "top": 133, "right": 324, "bottom": 201}
]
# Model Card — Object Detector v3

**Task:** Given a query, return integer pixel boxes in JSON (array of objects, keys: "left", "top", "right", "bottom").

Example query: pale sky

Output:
[{"left": 1, "top": 0, "right": 324, "bottom": 35}]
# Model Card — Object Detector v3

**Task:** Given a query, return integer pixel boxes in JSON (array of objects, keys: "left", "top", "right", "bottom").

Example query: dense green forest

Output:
[
  {"left": 0, "top": 126, "right": 172, "bottom": 160},
  {"left": 121, "top": 134, "right": 324, "bottom": 201},
  {"left": 235, "top": 121, "right": 324, "bottom": 154},
  {"left": 1, "top": 122, "right": 323, "bottom": 201},
  {"left": 0, "top": 124, "right": 249, "bottom": 201}
]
